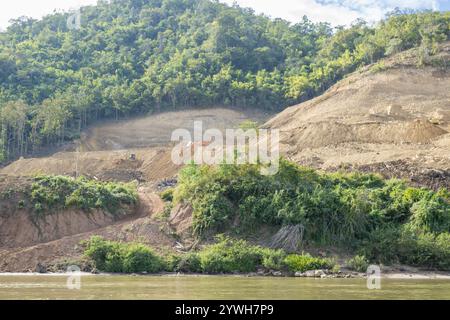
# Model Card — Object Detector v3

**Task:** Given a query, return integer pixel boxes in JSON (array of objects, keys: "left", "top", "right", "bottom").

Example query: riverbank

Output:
[{"left": 1, "top": 269, "right": 449, "bottom": 280}]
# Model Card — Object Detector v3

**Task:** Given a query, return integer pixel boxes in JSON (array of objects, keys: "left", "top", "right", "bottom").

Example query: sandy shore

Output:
[{"left": 382, "top": 272, "right": 450, "bottom": 280}]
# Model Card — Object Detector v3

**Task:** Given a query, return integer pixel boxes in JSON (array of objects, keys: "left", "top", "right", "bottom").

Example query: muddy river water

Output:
[{"left": 0, "top": 275, "right": 449, "bottom": 300}]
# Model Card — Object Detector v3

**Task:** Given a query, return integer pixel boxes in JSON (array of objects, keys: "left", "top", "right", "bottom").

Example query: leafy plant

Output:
[
  {"left": 283, "top": 254, "right": 335, "bottom": 273},
  {"left": 346, "top": 255, "right": 370, "bottom": 273},
  {"left": 83, "top": 236, "right": 163, "bottom": 273},
  {"left": 29, "top": 175, "right": 138, "bottom": 215}
]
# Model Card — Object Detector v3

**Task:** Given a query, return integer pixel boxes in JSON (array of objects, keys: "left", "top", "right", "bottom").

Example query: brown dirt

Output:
[
  {"left": 0, "top": 107, "right": 270, "bottom": 272},
  {"left": 266, "top": 42, "right": 450, "bottom": 188},
  {"left": 0, "top": 184, "right": 176, "bottom": 272},
  {"left": 79, "top": 107, "right": 271, "bottom": 152},
  {"left": 0, "top": 147, "right": 181, "bottom": 183},
  {"left": 1, "top": 107, "right": 270, "bottom": 183},
  {"left": 168, "top": 203, "right": 194, "bottom": 238}
]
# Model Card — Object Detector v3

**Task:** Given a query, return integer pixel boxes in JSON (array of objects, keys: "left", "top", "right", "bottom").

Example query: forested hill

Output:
[{"left": 0, "top": 0, "right": 449, "bottom": 162}]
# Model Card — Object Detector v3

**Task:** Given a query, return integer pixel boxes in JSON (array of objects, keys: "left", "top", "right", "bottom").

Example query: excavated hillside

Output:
[
  {"left": 1, "top": 45, "right": 450, "bottom": 271},
  {"left": 0, "top": 107, "right": 270, "bottom": 182},
  {"left": 0, "top": 107, "right": 269, "bottom": 272},
  {"left": 266, "top": 42, "right": 450, "bottom": 190}
]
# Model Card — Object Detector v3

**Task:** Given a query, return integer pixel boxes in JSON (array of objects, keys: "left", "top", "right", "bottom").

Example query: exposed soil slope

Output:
[
  {"left": 266, "top": 43, "right": 450, "bottom": 188},
  {"left": 1, "top": 107, "right": 270, "bottom": 183},
  {"left": 0, "top": 107, "right": 270, "bottom": 272},
  {"left": 0, "top": 184, "right": 177, "bottom": 272},
  {"left": 79, "top": 107, "right": 271, "bottom": 151}
]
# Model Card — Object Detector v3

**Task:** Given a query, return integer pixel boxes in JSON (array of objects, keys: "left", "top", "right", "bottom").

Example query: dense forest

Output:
[{"left": 0, "top": 0, "right": 449, "bottom": 162}]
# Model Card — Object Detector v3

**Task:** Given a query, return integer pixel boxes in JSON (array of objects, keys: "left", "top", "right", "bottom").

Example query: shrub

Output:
[
  {"left": 408, "top": 194, "right": 450, "bottom": 234},
  {"left": 83, "top": 236, "right": 118, "bottom": 272},
  {"left": 360, "top": 227, "right": 450, "bottom": 270},
  {"left": 346, "top": 255, "right": 370, "bottom": 273},
  {"left": 122, "top": 244, "right": 163, "bottom": 273},
  {"left": 172, "top": 160, "right": 450, "bottom": 270},
  {"left": 192, "top": 192, "right": 233, "bottom": 237},
  {"left": 30, "top": 175, "right": 138, "bottom": 215},
  {"left": 260, "top": 248, "right": 286, "bottom": 270},
  {"left": 160, "top": 188, "right": 174, "bottom": 202},
  {"left": 175, "top": 253, "right": 202, "bottom": 273},
  {"left": 283, "top": 254, "right": 334, "bottom": 273},
  {"left": 83, "top": 236, "right": 163, "bottom": 273},
  {"left": 83, "top": 236, "right": 291, "bottom": 274},
  {"left": 198, "top": 236, "right": 264, "bottom": 273}
]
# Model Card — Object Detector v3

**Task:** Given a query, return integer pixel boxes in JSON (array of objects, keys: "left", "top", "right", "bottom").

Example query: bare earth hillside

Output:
[
  {"left": 266, "top": 43, "right": 450, "bottom": 190},
  {"left": 1, "top": 107, "right": 270, "bottom": 182},
  {"left": 1, "top": 45, "right": 450, "bottom": 271},
  {"left": 0, "top": 107, "right": 269, "bottom": 272}
]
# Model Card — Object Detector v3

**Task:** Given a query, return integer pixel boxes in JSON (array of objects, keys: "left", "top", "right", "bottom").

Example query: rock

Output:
[
  {"left": 35, "top": 263, "right": 47, "bottom": 274},
  {"left": 91, "top": 268, "right": 99, "bottom": 274},
  {"left": 304, "top": 270, "right": 316, "bottom": 278},
  {"left": 314, "top": 270, "right": 326, "bottom": 277},
  {"left": 272, "top": 271, "right": 283, "bottom": 277},
  {"left": 320, "top": 274, "right": 327, "bottom": 279},
  {"left": 295, "top": 272, "right": 305, "bottom": 277}
]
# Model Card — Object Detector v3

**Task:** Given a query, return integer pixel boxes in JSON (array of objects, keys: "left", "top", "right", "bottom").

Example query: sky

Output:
[{"left": 0, "top": 0, "right": 449, "bottom": 30}]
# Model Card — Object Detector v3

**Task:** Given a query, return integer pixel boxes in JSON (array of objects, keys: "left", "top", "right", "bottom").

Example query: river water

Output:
[{"left": 0, "top": 275, "right": 449, "bottom": 300}]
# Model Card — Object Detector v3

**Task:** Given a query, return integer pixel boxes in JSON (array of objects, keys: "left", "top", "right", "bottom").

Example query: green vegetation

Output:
[
  {"left": 30, "top": 175, "right": 138, "bottom": 215},
  {"left": 172, "top": 160, "right": 450, "bottom": 270},
  {"left": 83, "top": 236, "right": 164, "bottom": 273},
  {"left": 196, "top": 236, "right": 287, "bottom": 273},
  {"left": 346, "top": 255, "right": 370, "bottom": 273},
  {"left": 160, "top": 188, "right": 174, "bottom": 202},
  {"left": 83, "top": 235, "right": 334, "bottom": 274},
  {"left": 284, "top": 254, "right": 334, "bottom": 273},
  {"left": 0, "top": 0, "right": 449, "bottom": 162}
]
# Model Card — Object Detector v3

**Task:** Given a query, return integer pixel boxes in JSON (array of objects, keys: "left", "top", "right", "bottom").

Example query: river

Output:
[{"left": 0, "top": 275, "right": 449, "bottom": 300}]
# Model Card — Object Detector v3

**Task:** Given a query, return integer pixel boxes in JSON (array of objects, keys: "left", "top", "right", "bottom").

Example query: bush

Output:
[
  {"left": 260, "top": 248, "right": 286, "bottom": 270},
  {"left": 172, "top": 160, "right": 450, "bottom": 270},
  {"left": 122, "top": 244, "right": 163, "bottom": 273},
  {"left": 409, "top": 194, "right": 450, "bottom": 234},
  {"left": 175, "top": 253, "right": 202, "bottom": 273},
  {"left": 346, "top": 255, "right": 370, "bottom": 273},
  {"left": 360, "top": 227, "right": 450, "bottom": 270},
  {"left": 30, "top": 175, "right": 138, "bottom": 215},
  {"left": 283, "top": 254, "right": 334, "bottom": 273},
  {"left": 160, "top": 188, "right": 174, "bottom": 202},
  {"left": 83, "top": 236, "right": 163, "bottom": 273},
  {"left": 198, "top": 236, "right": 264, "bottom": 273},
  {"left": 83, "top": 236, "right": 290, "bottom": 274}
]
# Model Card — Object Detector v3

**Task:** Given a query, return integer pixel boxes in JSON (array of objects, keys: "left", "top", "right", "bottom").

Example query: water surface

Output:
[{"left": 0, "top": 275, "right": 449, "bottom": 300}]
